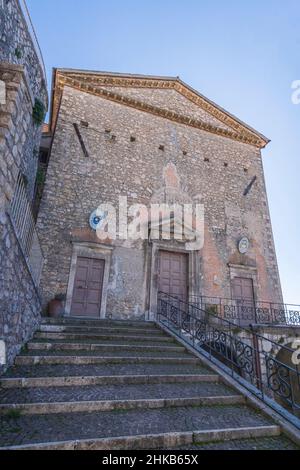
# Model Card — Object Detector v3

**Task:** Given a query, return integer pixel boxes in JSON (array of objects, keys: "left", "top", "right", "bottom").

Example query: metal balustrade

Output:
[
  {"left": 189, "top": 295, "right": 300, "bottom": 326},
  {"left": 9, "top": 173, "right": 44, "bottom": 286},
  {"left": 157, "top": 292, "right": 300, "bottom": 428}
]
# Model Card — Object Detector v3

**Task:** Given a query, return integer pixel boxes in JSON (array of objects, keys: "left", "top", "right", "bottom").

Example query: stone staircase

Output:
[{"left": 0, "top": 318, "right": 298, "bottom": 450}]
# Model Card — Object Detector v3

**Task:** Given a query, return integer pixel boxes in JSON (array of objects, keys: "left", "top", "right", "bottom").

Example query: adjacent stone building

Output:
[
  {"left": 0, "top": 0, "right": 48, "bottom": 371},
  {"left": 37, "top": 69, "right": 282, "bottom": 321}
]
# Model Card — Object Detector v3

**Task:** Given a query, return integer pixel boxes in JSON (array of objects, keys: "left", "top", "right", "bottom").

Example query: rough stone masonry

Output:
[
  {"left": 37, "top": 69, "right": 282, "bottom": 320},
  {"left": 0, "top": 0, "right": 48, "bottom": 372}
]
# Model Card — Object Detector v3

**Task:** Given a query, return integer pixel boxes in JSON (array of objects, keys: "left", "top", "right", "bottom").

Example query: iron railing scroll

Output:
[{"left": 157, "top": 292, "right": 300, "bottom": 429}]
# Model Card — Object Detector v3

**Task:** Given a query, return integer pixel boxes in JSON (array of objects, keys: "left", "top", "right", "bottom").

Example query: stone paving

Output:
[
  {"left": 2, "top": 362, "right": 213, "bottom": 379},
  {"left": 0, "top": 381, "right": 236, "bottom": 404},
  {"left": 30, "top": 337, "right": 176, "bottom": 346},
  {"left": 19, "top": 349, "right": 193, "bottom": 358},
  {"left": 0, "top": 318, "right": 298, "bottom": 450},
  {"left": 0, "top": 404, "right": 272, "bottom": 448}
]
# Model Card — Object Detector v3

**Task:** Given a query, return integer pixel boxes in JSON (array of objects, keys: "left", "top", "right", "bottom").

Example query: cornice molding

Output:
[
  {"left": 51, "top": 71, "right": 268, "bottom": 148},
  {"left": 0, "top": 62, "right": 35, "bottom": 107}
]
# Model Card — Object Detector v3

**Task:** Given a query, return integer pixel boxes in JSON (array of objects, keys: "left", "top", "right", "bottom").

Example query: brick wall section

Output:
[
  {"left": 0, "top": 0, "right": 47, "bottom": 372},
  {"left": 37, "top": 84, "right": 282, "bottom": 318}
]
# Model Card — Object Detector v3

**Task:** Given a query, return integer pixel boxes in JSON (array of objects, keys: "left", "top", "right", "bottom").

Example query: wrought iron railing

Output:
[
  {"left": 157, "top": 292, "right": 300, "bottom": 428},
  {"left": 189, "top": 295, "right": 300, "bottom": 326},
  {"left": 8, "top": 173, "right": 44, "bottom": 286}
]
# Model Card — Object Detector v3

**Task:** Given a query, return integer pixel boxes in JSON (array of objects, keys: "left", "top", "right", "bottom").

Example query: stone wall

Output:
[
  {"left": 0, "top": 0, "right": 48, "bottom": 199},
  {"left": 0, "top": 222, "right": 41, "bottom": 374},
  {"left": 0, "top": 0, "right": 46, "bottom": 96},
  {"left": 37, "top": 80, "right": 282, "bottom": 319},
  {"left": 0, "top": 0, "right": 48, "bottom": 372}
]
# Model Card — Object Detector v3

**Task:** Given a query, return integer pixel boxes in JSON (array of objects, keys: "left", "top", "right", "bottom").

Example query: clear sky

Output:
[{"left": 27, "top": 0, "right": 300, "bottom": 304}]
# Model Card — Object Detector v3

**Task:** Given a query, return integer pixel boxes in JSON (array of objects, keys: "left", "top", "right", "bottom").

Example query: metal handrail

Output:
[
  {"left": 9, "top": 173, "right": 44, "bottom": 286},
  {"left": 189, "top": 294, "right": 300, "bottom": 326},
  {"left": 192, "top": 295, "right": 300, "bottom": 309},
  {"left": 159, "top": 292, "right": 299, "bottom": 349},
  {"left": 157, "top": 291, "right": 300, "bottom": 428}
]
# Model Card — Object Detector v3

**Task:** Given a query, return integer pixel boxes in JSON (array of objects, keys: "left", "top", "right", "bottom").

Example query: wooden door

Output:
[
  {"left": 159, "top": 251, "right": 188, "bottom": 302},
  {"left": 231, "top": 277, "right": 256, "bottom": 324},
  {"left": 71, "top": 257, "right": 105, "bottom": 318}
]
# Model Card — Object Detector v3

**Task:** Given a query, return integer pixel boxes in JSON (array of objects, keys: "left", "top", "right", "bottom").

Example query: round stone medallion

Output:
[{"left": 238, "top": 236, "right": 250, "bottom": 254}]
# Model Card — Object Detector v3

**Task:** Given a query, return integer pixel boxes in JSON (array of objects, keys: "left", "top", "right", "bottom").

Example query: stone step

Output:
[
  {"left": 15, "top": 354, "right": 200, "bottom": 366},
  {"left": 39, "top": 324, "right": 165, "bottom": 336},
  {"left": 41, "top": 318, "right": 157, "bottom": 329},
  {"left": 172, "top": 436, "right": 299, "bottom": 450},
  {"left": 0, "top": 381, "right": 244, "bottom": 415},
  {"left": 2, "top": 319, "right": 298, "bottom": 451},
  {"left": 35, "top": 331, "right": 174, "bottom": 343},
  {"left": 0, "top": 425, "right": 282, "bottom": 451},
  {"left": 0, "top": 395, "right": 245, "bottom": 415},
  {"left": 1, "top": 362, "right": 214, "bottom": 381},
  {"left": 27, "top": 341, "right": 185, "bottom": 353},
  {"left": 20, "top": 348, "right": 193, "bottom": 358},
  {"left": 0, "top": 373, "right": 219, "bottom": 389},
  {"left": 0, "top": 404, "right": 279, "bottom": 449}
]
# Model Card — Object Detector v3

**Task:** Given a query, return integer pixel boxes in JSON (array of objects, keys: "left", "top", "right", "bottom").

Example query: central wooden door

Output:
[
  {"left": 231, "top": 277, "right": 256, "bottom": 324},
  {"left": 158, "top": 251, "right": 188, "bottom": 302},
  {"left": 71, "top": 257, "right": 105, "bottom": 318}
]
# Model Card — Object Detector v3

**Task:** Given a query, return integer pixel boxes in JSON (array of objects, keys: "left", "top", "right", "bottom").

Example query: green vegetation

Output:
[
  {"left": 5, "top": 409, "right": 22, "bottom": 419},
  {"left": 32, "top": 98, "right": 46, "bottom": 126},
  {"left": 14, "top": 48, "right": 22, "bottom": 59}
]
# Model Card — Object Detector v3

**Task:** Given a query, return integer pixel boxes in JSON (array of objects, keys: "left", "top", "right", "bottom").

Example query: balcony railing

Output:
[
  {"left": 157, "top": 292, "right": 300, "bottom": 428},
  {"left": 189, "top": 295, "right": 300, "bottom": 327},
  {"left": 8, "top": 173, "right": 44, "bottom": 286}
]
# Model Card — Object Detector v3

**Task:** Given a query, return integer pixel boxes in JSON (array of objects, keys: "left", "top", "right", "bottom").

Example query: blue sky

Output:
[{"left": 27, "top": 0, "right": 300, "bottom": 304}]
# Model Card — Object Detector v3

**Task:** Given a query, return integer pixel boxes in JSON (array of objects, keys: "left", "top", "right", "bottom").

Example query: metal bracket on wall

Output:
[
  {"left": 73, "top": 123, "right": 89, "bottom": 158},
  {"left": 243, "top": 176, "right": 257, "bottom": 196}
]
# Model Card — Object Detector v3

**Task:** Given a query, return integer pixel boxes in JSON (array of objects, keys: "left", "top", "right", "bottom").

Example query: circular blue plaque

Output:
[{"left": 89, "top": 210, "right": 106, "bottom": 231}]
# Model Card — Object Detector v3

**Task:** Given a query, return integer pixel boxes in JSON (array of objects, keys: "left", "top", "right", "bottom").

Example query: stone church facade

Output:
[{"left": 37, "top": 69, "right": 282, "bottom": 320}]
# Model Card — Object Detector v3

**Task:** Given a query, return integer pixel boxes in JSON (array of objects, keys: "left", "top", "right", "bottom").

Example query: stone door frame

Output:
[
  {"left": 228, "top": 264, "right": 259, "bottom": 303},
  {"left": 65, "top": 242, "right": 113, "bottom": 319},
  {"left": 147, "top": 241, "right": 201, "bottom": 320},
  {"left": 228, "top": 263, "right": 259, "bottom": 323}
]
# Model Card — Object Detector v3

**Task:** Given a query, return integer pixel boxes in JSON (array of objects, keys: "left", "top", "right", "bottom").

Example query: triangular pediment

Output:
[
  {"left": 50, "top": 69, "right": 269, "bottom": 148},
  {"left": 95, "top": 86, "right": 232, "bottom": 132},
  {"left": 147, "top": 215, "right": 197, "bottom": 242}
]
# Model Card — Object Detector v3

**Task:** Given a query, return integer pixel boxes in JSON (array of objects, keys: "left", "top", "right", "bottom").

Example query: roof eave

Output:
[
  {"left": 176, "top": 77, "right": 270, "bottom": 147},
  {"left": 50, "top": 69, "right": 271, "bottom": 148}
]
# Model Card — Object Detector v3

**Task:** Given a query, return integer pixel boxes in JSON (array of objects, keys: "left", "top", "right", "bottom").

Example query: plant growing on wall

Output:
[
  {"left": 14, "top": 48, "right": 22, "bottom": 59},
  {"left": 36, "top": 167, "right": 45, "bottom": 186},
  {"left": 32, "top": 98, "right": 46, "bottom": 126},
  {"left": 205, "top": 305, "right": 219, "bottom": 316}
]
